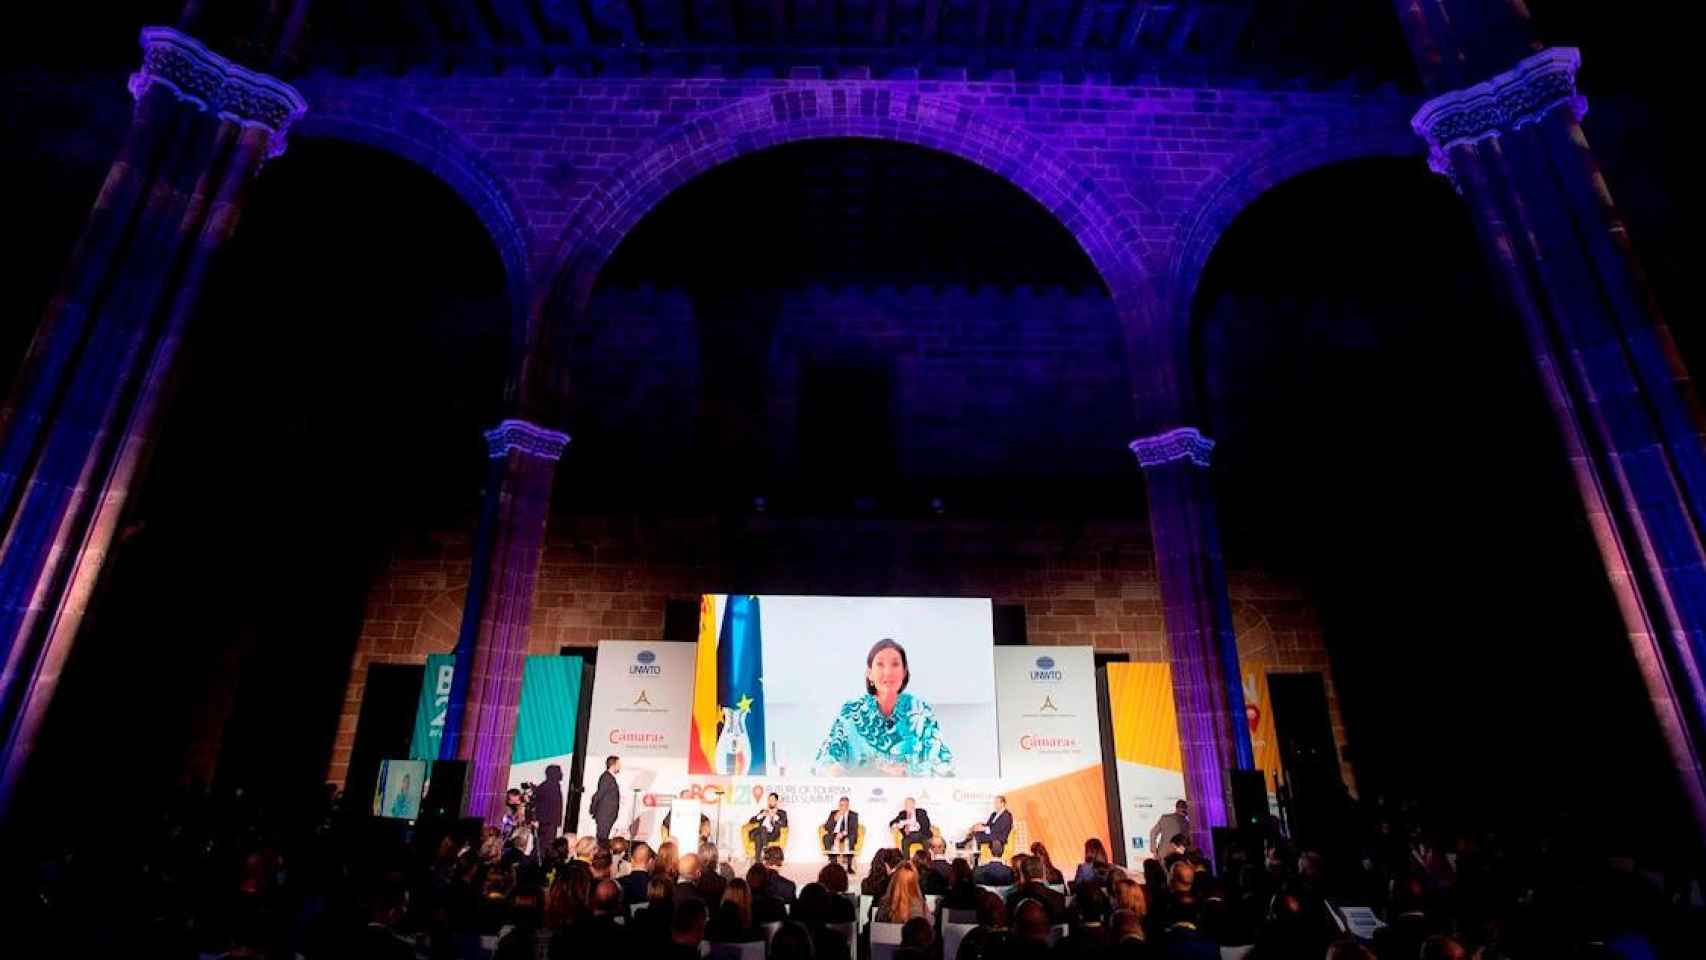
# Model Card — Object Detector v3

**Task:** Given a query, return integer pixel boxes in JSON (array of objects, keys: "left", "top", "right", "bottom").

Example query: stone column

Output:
[
  {"left": 439, "top": 419, "right": 568, "bottom": 823},
  {"left": 1132, "top": 427, "right": 1254, "bottom": 859},
  {"left": 1412, "top": 46, "right": 1706, "bottom": 841},
  {"left": 0, "top": 27, "right": 304, "bottom": 818}
]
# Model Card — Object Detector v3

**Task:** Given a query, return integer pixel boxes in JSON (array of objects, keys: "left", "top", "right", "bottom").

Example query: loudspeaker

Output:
[
  {"left": 421, "top": 760, "right": 470, "bottom": 821},
  {"left": 1228, "top": 768, "right": 1269, "bottom": 831}
]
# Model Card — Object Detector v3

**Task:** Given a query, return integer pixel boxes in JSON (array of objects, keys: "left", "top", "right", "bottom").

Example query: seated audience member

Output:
[
  {"left": 815, "top": 863, "right": 858, "bottom": 923},
  {"left": 667, "top": 899, "right": 709, "bottom": 960},
  {"left": 1158, "top": 896, "right": 1217, "bottom": 960},
  {"left": 876, "top": 862, "right": 930, "bottom": 923},
  {"left": 619, "top": 841, "right": 654, "bottom": 905},
  {"left": 942, "top": 857, "right": 980, "bottom": 913},
  {"left": 749, "top": 863, "right": 789, "bottom": 925},
  {"left": 863, "top": 847, "right": 899, "bottom": 896},
  {"left": 695, "top": 844, "right": 728, "bottom": 903},
  {"left": 1004, "top": 854, "right": 1068, "bottom": 924},
  {"left": 913, "top": 848, "right": 949, "bottom": 895},
  {"left": 1029, "top": 842, "right": 1066, "bottom": 885},
  {"left": 609, "top": 836, "right": 632, "bottom": 877},
  {"left": 1076, "top": 838, "right": 1113, "bottom": 888},
  {"left": 630, "top": 872, "right": 677, "bottom": 942},
  {"left": 954, "top": 891, "right": 1012, "bottom": 960},
  {"left": 1056, "top": 881, "right": 1113, "bottom": 958},
  {"left": 1419, "top": 934, "right": 1470, "bottom": 960},
  {"left": 973, "top": 850, "right": 1017, "bottom": 886},
  {"left": 708, "top": 877, "right": 762, "bottom": 942},
  {"left": 900, "top": 916, "right": 936, "bottom": 957},
  {"left": 768, "top": 921, "right": 817, "bottom": 960},
  {"left": 653, "top": 840, "right": 680, "bottom": 881},
  {"left": 674, "top": 853, "right": 704, "bottom": 902},
  {"left": 764, "top": 844, "right": 799, "bottom": 903}
]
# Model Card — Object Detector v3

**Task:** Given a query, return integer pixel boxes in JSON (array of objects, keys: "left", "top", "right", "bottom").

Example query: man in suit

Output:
[
  {"left": 747, "top": 792, "right": 788, "bottom": 853},
  {"left": 762, "top": 845, "right": 797, "bottom": 903},
  {"left": 619, "top": 841, "right": 655, "bottom": 905},
  {"left": 1149, "top": 798, "right": 1189, "bottom": 860},
  {"left": 590, "top": 755, "right": 621, "bottom": 841},
  {"left": 532, "top": 764, "right": 565, "bottom": 845},
  {"left": 822, "top": 795, "right": 859, "bottom": 870},
  {"left": 968, "top": 794, "right": 1014, "bottom": 859},
  {"left": 889, "top": 796, "right": 932, "bottom": 853},
  {"left": 1004, "top": 855, "right": 1068, "bottom": 924}
]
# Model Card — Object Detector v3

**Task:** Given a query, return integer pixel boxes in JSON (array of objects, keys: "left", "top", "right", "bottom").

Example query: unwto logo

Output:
[
  {"left": 1030, "top": 655, "right": 1063, "bottom": 683},
  {"left": 630, "top": 649, "right": 662, "bottom": 676}
]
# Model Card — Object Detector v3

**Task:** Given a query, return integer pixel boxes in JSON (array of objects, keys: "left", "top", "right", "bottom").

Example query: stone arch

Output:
[
  {"left": 291, "top": 95, "right": 532, "bottom": 324},
  {"left": 1168, "top": 114, "right": 1424, "bottom": 327},
  {"left": 542, "top": 88, "right": 1157, "bottom": 353}
]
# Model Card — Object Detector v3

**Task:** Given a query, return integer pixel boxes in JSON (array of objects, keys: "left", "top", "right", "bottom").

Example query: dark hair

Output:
[
  {"left": 763, "top": 844, "right": 785, "bottom": 866},
  {"left": 673, "top": 898, "right": 709, "bottom": 936},
  {"left": 606, "top": 755, "right": 620, "bottom": 770},
  {"left": 817, "top": 861, "right": 849, "bottom": 893},
  {"left": 838, "top": 796, "right": 850, "bottom": 804},
  {"left": 864, "top": 639, "right": 910, "bottom": 695},
  {"left": 768, "top": 792, "right": 780, "bottom": 801},
  {"left": 1084, "top": 838, "right": 1109, "bottom": 865}
]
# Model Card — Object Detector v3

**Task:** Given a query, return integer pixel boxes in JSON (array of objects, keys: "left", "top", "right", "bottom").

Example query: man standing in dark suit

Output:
[
  {"left": 590, "top": 755, "right": 621, "bottom": 841},
  {"left": 967, "top": 794, "right": 1014, "bottom": 859},
  {"left": 533, "top": 764, "right": 565, "bottom": 845},
  {"left": 889, "top": 796, "right": 932, "bottom": 853},
  {"left": 822, "top": 796, "right": 859, "bottom": 869},
  {"left": 747, "top": 792, "right": 788, "bottom": 852}
]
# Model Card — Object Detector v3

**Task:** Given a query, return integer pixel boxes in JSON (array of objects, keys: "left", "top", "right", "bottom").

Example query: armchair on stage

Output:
[
  {"left": 743, "top": 826, "right": 790, "bottom": 860},
  {"left": 819, "top": 823, "right": 867, "bottom": 861},
  {"left": 892, "top": 825, "right": 943, "bottom": 858}
]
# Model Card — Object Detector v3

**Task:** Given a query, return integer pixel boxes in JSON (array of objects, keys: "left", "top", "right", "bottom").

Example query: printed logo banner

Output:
[
  {"left": 1106, "top": 662, "right": 1188, "bottom": 866},
  {"left": 409, "top": 654, "right": 456, "bottom": 761},
  {"left": 582, "top": 640, "right": 697, "bottom": 837},
  {"left": 992, "top": 645, "right": 1110, "bottom": 865}
]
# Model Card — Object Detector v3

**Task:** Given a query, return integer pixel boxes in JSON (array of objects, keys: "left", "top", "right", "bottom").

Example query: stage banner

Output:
[
  {"left": 1106, "top": 662, "right": 1187, "bottom": 865},
  {"left": 508, "top": 655, "right": 585, "bottom": 793},
  {"left": 409, "top": 654, "right": 456, "bottom": 761},
  {"left": 993, "top": 646, "right": 1111, "bottom": 865},
  {"left": 582, "top": 640, "right": 698, "bottom": 839}
]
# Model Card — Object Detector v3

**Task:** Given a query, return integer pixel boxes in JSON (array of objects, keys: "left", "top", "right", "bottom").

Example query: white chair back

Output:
[
  {"left": 1048, "top": 924, "right": 1069, "bottom": 945},
  {"left": 629, "top": 902, "right": 648, "bottom": 917},
  {"left": 943, "top": 921, "right": 978, "bottom": 960},
  {"left": 923, "top": 894, "right": 941, "bottom": 915},
  {"left": 869, "top": 921, "right": 905, "bottom": 960},
  {"left": 1045, "top": 883, "right": 1068, "bottom": 894},
  {"left": 1221, "top": 946, "right": 1256, "bottom": 960},
  {"left": 761, "top": 921, "right": 783, "bottom": 944},
  {"left": 858, "top": 894, "right": 874, "bottom": 932},
  {"left": 978, "top": 884, "right": 1014, "bottom": 900},
  {"left": 944, "top": 908, "right": 977, "bottom": 924},
  {"left": 706, "top": 942, "right": 765, "bottom": 960}
]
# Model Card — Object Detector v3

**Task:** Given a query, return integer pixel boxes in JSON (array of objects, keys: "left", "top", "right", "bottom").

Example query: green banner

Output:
[
  {"left": 514, "top": 655, "right": 584, "bottom": 763},
  {"left": 410, "top": 654, "right": 456, "bottom": 761}
]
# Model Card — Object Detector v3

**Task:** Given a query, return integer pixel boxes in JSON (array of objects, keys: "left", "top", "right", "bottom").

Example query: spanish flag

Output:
[{"left": 688, "top": 595, "right": 722, "bottom": 773}]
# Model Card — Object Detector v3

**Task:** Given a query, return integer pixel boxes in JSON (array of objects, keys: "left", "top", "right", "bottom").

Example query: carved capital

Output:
[
  {"left": 1130, "top": 427, "right": 1214, "bottom": 469},
  {"left": 128, "top": 26, "right": 307, "bottom": 160},
  {"left": 485, "top": 420, "right": 570, "bottom": 460},
  {"left": 1412, "top": 47, "right": 1586, "bottom": 180}
]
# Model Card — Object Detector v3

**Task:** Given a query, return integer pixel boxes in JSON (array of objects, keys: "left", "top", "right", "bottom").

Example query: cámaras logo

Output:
[
  {"left": 1019, "top": 734, "right": 1077, "bottom": 751},
  {"left": 609, "top": 728, "right": 665, "bottom": 745}
]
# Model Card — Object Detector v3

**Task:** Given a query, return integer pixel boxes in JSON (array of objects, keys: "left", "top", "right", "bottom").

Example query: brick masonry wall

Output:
[
  {"left": 293, "top": 73, "right": 1422, "bottom": 318},
  {"left": 332, "top": 514, "right": 1353, "bottom": 791}
]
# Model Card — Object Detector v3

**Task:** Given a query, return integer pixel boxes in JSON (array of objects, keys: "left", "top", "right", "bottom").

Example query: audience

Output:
[{"left": 14, "top": 781, "right": 1699, "bottom": 960}]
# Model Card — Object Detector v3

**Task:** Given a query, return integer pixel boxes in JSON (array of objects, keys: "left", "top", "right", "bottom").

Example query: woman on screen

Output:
[
  {"left": 390, "top": 772, "right": 413, "bottom": 818},
  {"left": 812, "top": 638, "right": 955, "bottom": 777}
]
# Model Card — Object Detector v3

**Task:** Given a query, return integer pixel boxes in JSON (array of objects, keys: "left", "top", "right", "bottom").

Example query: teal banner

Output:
[
  {"left": 410, "top": 654, "right": 456, "bottom": 761},
  {"left": 514, "top": 655, "right": 584, "bottom": 763}
]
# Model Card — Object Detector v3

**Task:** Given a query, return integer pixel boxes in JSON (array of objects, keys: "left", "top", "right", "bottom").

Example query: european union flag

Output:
[{"left": 717, "top": 594, "right": 766, "bottom": 775}]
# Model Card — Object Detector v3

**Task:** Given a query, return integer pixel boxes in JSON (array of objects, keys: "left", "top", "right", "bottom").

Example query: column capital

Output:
[
  {"left": 128, "top": 26, "right": 307, "bottom": 160},
  {"left": 484, "top": 419, "right": 570, "bottom": 460},
  {"left": 1130, "top": 427, "right": 1215, "bottom": 469},
  {"left": 1412, "top": 46, "right": 1586, "bottom": 181}
]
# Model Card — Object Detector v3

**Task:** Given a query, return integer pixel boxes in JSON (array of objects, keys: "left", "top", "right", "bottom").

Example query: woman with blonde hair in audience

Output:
[
  {"left": 1112, "top": 876, "right": 1148, "bottom": 936},
  {"left": 654, "top": 839, "right": 680, "bottom": 880},
  {"left": 875, "top": 861, "right": 929, "bottom": 923}
]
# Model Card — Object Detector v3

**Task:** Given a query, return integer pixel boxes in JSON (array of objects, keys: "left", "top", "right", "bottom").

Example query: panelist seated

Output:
[
  {"left": 965, "top": 794, "right": 1014, "bottom": 858},
  {"left": 888, "top": 797, "right": 933, "bottom": 855},
  {"left": 820, "top": 796, "right": 861, "bottom": 868}
]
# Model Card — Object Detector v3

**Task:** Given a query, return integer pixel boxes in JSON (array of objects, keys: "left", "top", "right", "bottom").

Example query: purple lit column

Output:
[
  {"left": 1132, "top": 427, "right": 1253, "bottom": 860},
  {"left": 451, "top": 419, "right": 568, "bottom": 824},
  {"left": 0, "top": 27, "right": 304, "bottom": 819},
  {"left": 1411, "top": 47, "right": 1706, "bottom": 840}
]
